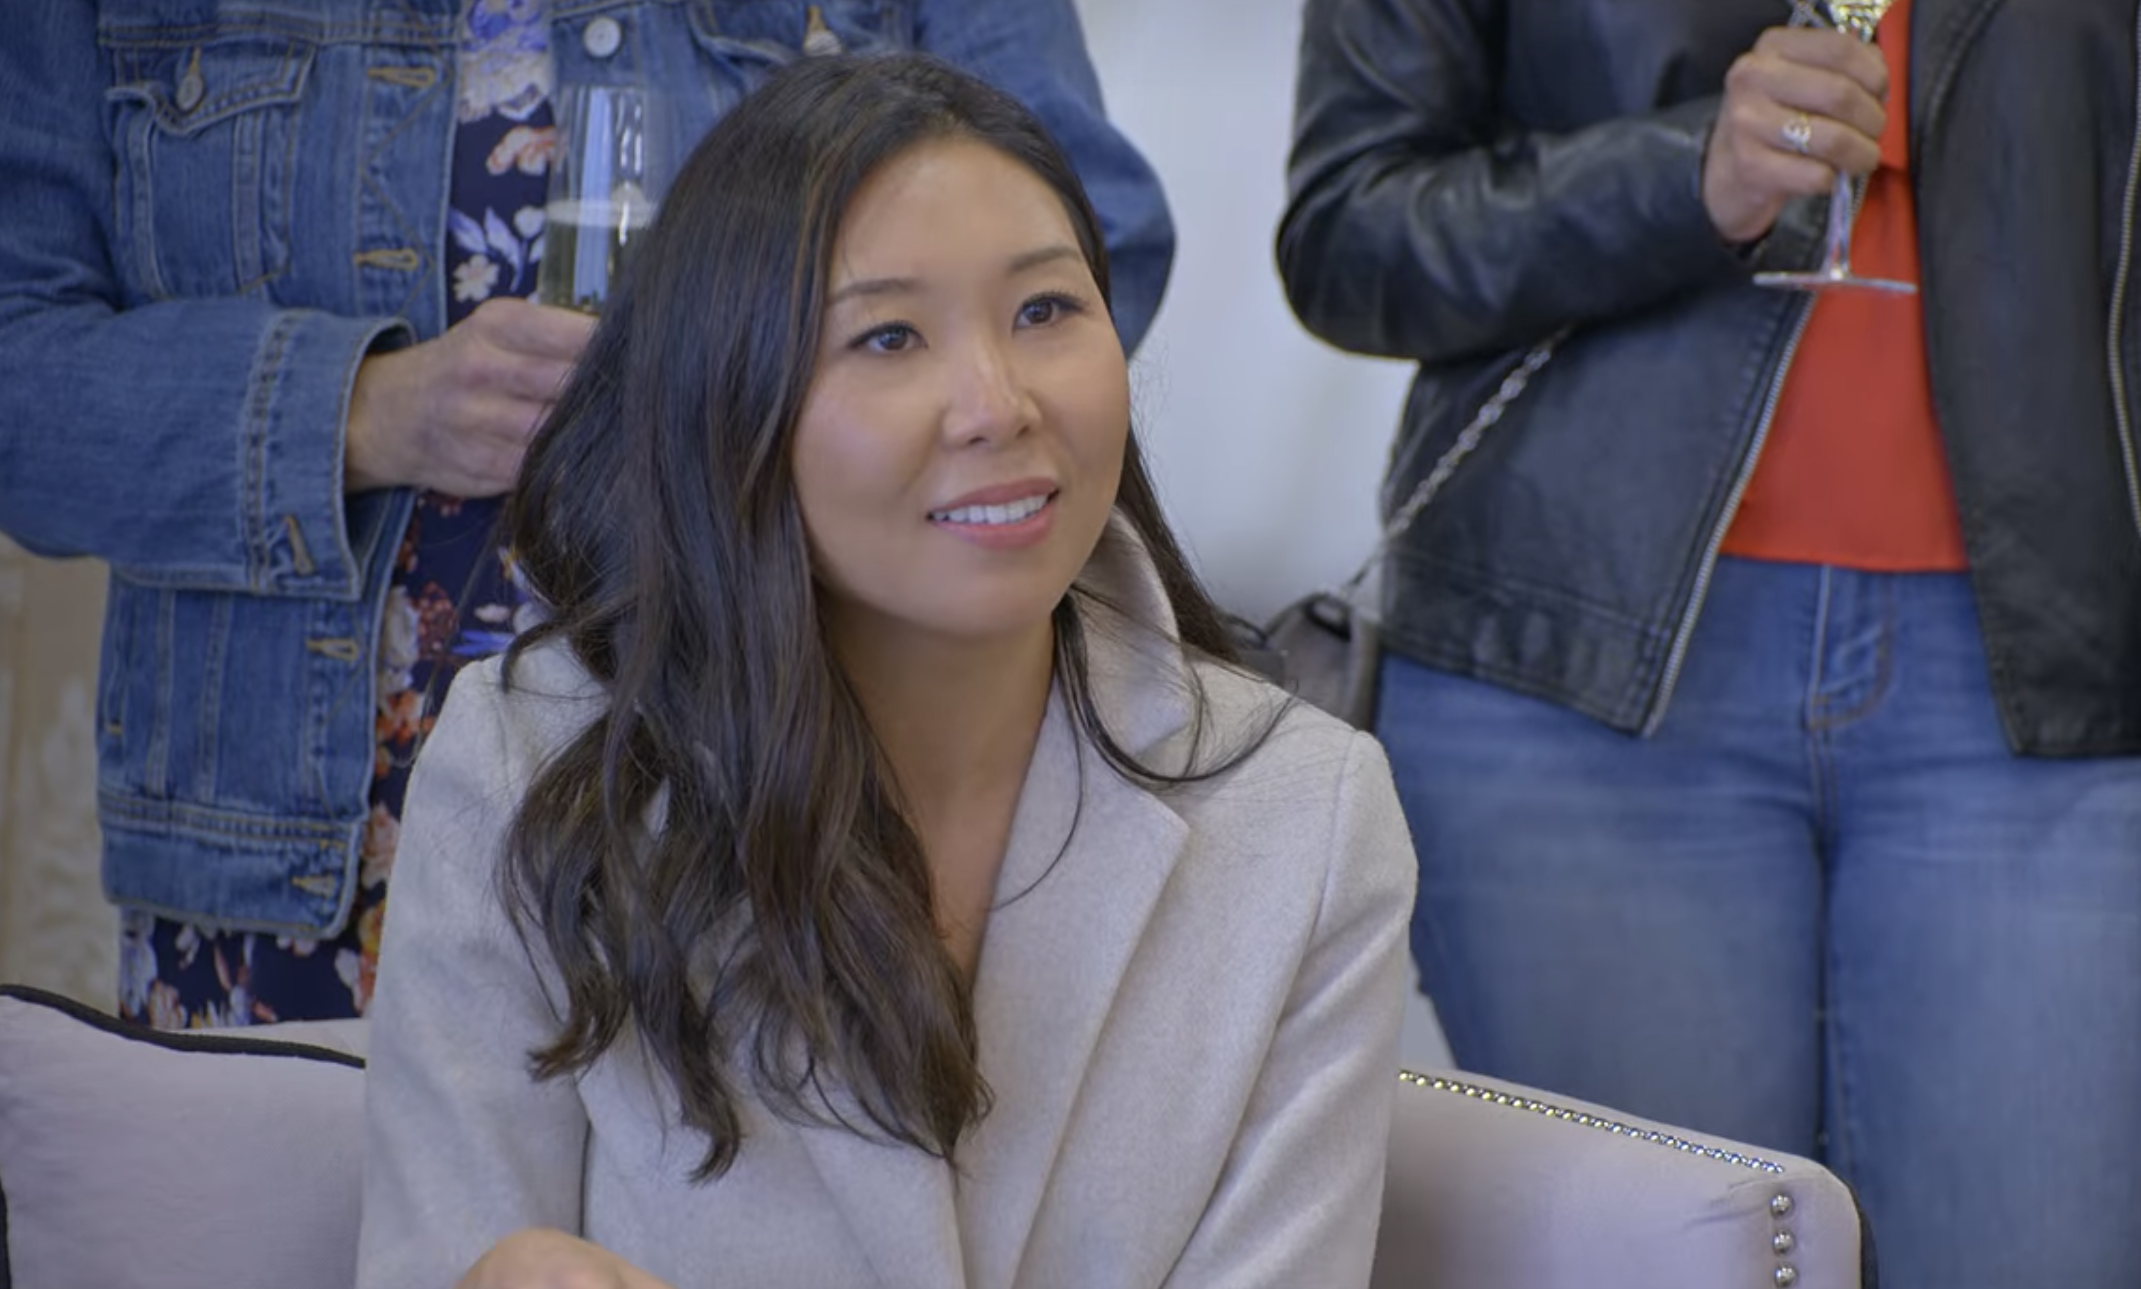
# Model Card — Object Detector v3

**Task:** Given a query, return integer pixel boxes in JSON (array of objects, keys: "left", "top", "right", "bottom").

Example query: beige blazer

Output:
[{"left": 356, "top": 525, "right": 1418, "bottom": 1289}]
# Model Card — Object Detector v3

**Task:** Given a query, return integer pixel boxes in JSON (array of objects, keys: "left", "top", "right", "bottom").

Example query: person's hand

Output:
[
  {"left": 1702, "top": 26, "right": 1891, "bottom": 245},
  {"left": 345, "top": 296, "right": 595, "bottom": 496},
  {"left": 454, "top": 1227, "right": 680, "bottom": 1289}
]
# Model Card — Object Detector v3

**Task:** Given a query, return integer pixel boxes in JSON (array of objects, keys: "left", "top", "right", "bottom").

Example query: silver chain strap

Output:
[{"left": 1333, "top": 328, "right": 1567, "bottom": 600}]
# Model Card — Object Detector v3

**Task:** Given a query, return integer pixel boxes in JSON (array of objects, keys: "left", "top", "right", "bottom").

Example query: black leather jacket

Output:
[{"left": 1279, "top": 0, "right": 2141, "bottom": 756}]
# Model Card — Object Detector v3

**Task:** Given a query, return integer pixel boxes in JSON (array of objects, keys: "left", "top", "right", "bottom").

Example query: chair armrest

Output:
[
  {"left": 0, "top": 987, "right": 369, "bottom": 1289},
  {"left": 1374, "top": 1068, "right": 1865, "bottom": 1289},
  {"left": 247, "top": 1014, "right": 372, "bottom": 1060}
]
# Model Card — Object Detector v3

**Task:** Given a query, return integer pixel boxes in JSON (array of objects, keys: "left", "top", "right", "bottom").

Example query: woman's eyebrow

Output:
[
  {"left": 1007, "top": 244, "right": 1084, "bottom": 275},
  {"left": 827, "top": 244, "right": 1084, "bottom": 306}
]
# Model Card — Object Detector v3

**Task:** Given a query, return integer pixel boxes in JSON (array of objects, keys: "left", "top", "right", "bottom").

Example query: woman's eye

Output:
[
  {"left": 1017, "top": 293, "right": 1082, "bottom": 329},
  {"left": 853, "top": 323, "right": 918, "bottom": 353}
]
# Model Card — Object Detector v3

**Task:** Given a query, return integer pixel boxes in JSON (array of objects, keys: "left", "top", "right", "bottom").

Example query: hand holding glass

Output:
[
  {"left": 1753, "top": 0, "right": 1916, "bottom": 295},
  {"left": 538, "top": 86, "right": 672, "bottom": 313}
]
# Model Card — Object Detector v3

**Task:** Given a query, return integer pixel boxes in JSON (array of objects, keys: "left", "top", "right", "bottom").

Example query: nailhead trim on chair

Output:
[
  {"left": 1395, "top": 1070, "right": 1790, "bottom": 1175},
  {"left": 1771, "top": 1192, "right": 1800, "bottom": 1285}
]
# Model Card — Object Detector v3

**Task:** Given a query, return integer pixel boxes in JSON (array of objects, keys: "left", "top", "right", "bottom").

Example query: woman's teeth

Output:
[{"left": 931, "top": 494, "right": 1048, "bottom": 526}]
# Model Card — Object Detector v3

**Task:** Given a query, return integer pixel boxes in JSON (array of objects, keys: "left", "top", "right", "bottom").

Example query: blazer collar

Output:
[
  {"left": 794, "top": 511, "right": 1199, "bottom": 1288},
  {"left": 1068, "top": 511, "right": 1195, "bottom": 747}
]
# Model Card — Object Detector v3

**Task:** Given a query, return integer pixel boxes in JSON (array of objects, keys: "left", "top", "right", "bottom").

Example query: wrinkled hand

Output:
[
  {"left": 345, "top": 296, "right": 595, "bottom": 496},
  {"left": 1702, "top": 26, "right": 1891, "bottom": 245},
  {"left": 454, "top": 1227, "right": 680, "bottom": 1289}
]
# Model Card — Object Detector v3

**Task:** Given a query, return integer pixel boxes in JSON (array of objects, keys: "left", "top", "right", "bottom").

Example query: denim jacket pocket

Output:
[
  {"left": 102, "top": 29, "right": 316, "bottom": 302},
  {"left": 683, "top": 0, "right": 905, "bottom": 52},
  {"left": 668, "top": 0, "right": 905, "bottom": 135}
]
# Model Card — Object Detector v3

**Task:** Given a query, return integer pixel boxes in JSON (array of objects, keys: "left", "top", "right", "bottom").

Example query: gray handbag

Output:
[{"left": 1236, "top": 335, "right": 1562, "bottom": 730}]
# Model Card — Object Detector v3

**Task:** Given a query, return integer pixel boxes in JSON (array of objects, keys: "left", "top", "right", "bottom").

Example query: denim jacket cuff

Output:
[{"left": 249, "top": 310, "right": 416, "bottom": 600}]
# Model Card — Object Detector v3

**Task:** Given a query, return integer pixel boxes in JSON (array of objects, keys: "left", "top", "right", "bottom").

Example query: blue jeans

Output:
[{"left": 1379, "top": 556, "right": 2141, "bottom": 1289}]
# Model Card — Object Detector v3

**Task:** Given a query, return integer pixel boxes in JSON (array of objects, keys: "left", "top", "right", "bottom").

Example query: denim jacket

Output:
[{"left": 0, "top": 0, "right": 1173, "bottom": 936}]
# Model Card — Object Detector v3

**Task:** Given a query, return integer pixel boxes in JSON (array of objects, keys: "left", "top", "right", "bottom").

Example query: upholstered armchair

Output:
[
  {"left": 1375, "top": 1068, "right": 1866, "bottom": 1288},
  {"left": 0, "top": 986, "right": 1867, "bottom": 1288}
]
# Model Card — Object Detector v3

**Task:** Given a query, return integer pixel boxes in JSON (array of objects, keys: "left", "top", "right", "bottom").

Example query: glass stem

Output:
[{"left": 1822, "top": 171, "right": 1858, "bottom": 277}]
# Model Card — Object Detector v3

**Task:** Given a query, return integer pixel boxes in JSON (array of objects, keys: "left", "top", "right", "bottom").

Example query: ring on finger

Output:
[{"left": 1781, "top": 112, "right": 1815, "bottom": 156}]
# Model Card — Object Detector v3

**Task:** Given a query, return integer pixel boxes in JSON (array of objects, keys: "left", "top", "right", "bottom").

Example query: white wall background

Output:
[
  {"left": 1074, "top": 0, "right": 1451, "bottom": 1067},
  {"left": 1074, "top": 0, "right": 1414, "bottom": 623}
]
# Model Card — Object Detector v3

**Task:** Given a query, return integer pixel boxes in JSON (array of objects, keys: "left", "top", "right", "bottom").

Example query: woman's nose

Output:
[{"left": 941, "top": 337, "right": 1036, "bottom": 447}]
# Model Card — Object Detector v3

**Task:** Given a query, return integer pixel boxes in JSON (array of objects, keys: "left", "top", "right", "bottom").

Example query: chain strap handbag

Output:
[{"left": 1233, "top": 333, "right": 1564, "bottom": 730}]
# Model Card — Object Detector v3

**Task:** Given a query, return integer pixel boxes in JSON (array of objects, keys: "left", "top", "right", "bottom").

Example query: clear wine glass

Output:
[
  {"left": 537, "top": 86, "right": 674, "bottom": 314},
  {"left": 1752, "top": 0, "right": 1916, "bottom": 295}
]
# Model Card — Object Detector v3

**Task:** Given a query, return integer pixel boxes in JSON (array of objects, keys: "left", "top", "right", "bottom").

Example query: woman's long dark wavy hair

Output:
[{"left": 499, "top": 52, "right": 1261, "bottom": 1180}]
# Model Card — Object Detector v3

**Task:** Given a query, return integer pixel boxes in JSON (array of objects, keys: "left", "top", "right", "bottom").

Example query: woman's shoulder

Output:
[
  {"left": 1166, "top": 659, "right": 1411, "bottom": 904},
  {"left": 428, "top": 637, "right": 611, "bottom": 780},
  {"left": 1189, "top": 655, "right": 1365, "bottom": 741},
  {"left": 1179, "top": 657, "right": 1386, "bottom": 795}
]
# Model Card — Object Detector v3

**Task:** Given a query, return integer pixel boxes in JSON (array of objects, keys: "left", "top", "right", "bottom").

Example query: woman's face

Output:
[{"left": 791, "top": 136, "right": 1130, "bottom": 653}]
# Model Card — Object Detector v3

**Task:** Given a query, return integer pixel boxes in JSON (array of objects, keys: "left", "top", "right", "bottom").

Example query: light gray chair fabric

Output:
[
  {"left": 1374, "top": 1069, "right": 1864, "bottom": 1289},
  {"left": 0, "top": 988, "right": 1864, "bottom": 1289},
  {"left": 0, "top": 986, "right": 369, "bottom": 1289}
]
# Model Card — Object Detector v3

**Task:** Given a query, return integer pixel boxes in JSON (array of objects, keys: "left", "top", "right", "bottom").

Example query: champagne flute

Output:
[
  {"left": 1752, "top": 0, "right": 1916, "bottom": 295},
  {"left": 537, "top": 86, "right": 673, "bottom": 313}
]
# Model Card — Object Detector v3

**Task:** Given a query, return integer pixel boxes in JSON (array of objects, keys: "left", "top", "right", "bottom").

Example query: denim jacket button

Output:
[
  {"left": 803, "top": 5, "right": 844, "bottom": 56},
  {"left": 582, "top": 15, "right": 623, "bottom": 58},
  {"left": 175, "top": 67, "right": 205, "bottom": 112}
]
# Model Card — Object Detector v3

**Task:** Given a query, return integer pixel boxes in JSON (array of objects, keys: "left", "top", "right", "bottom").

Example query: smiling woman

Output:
[
  {"left": 796, "top": 137, "right": 1129, "bottom": 654},
  {"left": 354, "top": 53, "right": 1419, "bottom": 1289}
]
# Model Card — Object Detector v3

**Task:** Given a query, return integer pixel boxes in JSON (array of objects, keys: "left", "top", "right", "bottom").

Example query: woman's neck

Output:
[
  {"left": 828, "top": 611, "right": 1057, "bottom": 976},
  {"left": 828, "top": 613, "right": 1056, "bottom": 828}
]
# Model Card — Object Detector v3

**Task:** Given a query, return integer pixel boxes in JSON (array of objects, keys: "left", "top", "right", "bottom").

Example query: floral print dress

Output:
[{"left": 120, "top": 0, "right": 556, "bottom": 1027}]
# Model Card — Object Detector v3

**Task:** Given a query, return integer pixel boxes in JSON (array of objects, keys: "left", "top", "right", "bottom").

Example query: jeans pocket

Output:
[{"left": 102, "top": 29, "right": 315, "bottom": 301}]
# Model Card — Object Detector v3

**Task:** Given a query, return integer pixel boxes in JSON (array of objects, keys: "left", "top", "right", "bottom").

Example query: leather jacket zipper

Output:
[
  {"left": 1644, "top": 286, "right": 1818, "bottom": 736},
  {"left": 1649, "top": 138, "right": 1898, "bottom": 734},
  {"left": 2107, "top": 7, "right": 2141, "bottom": 540}
]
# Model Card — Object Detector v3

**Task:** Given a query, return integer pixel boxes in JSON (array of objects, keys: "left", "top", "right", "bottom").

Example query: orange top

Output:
[{"left": 1720, "top": 0, "right": 1967, "bottom": 571}]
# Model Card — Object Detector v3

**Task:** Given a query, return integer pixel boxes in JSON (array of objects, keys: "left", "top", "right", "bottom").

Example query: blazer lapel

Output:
[
  {"left": 791, "top": 1092, "right": 968, "bottom": 1289},
  {"left": 798, "top": 514, "right": 1198, "bottom": 1289},
  {"left": 955, "top": 520, "right": 1198, "bottom": 1286}
]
